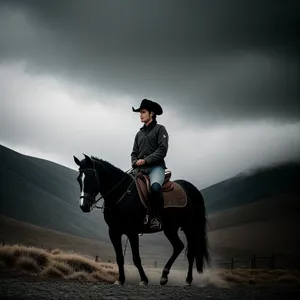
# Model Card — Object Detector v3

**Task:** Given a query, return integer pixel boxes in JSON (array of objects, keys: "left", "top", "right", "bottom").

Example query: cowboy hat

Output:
[{"left": 132, "top": 99, "right": 163, "bottom": 115}]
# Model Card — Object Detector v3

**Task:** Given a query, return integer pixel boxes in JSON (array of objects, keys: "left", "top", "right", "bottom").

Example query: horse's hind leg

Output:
[
  {"left": 160, "top": 226, "right": 185, "bottom": 285},
  {"left": 108, "top": 228, "right": 125, "bottom": 285},
  {"left": 183, "top": 228, "right": 195, "bottom": 286},
  {"left": 127, "top": 233, "right": 149, "bottom": 285}
]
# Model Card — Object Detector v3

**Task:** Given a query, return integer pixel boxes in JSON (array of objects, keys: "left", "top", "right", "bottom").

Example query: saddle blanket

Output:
[{"left": 135, "top": 175, "right": 187, "bottom": 209}]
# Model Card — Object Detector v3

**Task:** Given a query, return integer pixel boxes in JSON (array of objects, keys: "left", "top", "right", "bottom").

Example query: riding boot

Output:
[{"left": 149, "top": 183, "right": 164, "bottom": 230}]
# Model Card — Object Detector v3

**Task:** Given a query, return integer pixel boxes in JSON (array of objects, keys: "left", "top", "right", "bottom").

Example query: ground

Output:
[
  {"left": 1, "top": 244, "right": 300, "bottom": 299},
  {"left": 1, "top": 277, "right": 300, "bottom": 300}
]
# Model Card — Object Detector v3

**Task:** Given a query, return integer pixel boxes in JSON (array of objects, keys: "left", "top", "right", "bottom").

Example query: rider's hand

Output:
[{"left": 135, "top": 159, "right": 146, "bottom": 166}]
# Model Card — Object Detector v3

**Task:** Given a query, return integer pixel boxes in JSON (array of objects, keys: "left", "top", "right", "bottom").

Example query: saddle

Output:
[{"left": 135, "top": 170, "right": 187, "bottom": 209}]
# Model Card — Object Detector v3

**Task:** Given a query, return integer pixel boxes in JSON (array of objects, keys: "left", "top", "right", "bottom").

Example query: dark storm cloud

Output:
[{"left": 0, "top": 0, "right": 299, "bottom": 123}]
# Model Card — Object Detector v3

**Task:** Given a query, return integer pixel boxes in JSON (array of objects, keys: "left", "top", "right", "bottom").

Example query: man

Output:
[{"left": 131, "top": 99, "right": 169, "bottom": 230}]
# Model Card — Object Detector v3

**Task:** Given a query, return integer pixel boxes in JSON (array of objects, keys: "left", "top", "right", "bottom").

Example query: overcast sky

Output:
[{"left": 0, "top": 0, "right": 299, "bottom": 189}]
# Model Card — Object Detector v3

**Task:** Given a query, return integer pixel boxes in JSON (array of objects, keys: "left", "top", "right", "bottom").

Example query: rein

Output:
[{"left": 80, "top": 162, "right": 138, "bottom": 212}]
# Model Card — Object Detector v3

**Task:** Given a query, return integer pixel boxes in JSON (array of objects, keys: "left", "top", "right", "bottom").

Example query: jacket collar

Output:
[{"left": 140, "top": 120, "right": 157, "bottom": 132}]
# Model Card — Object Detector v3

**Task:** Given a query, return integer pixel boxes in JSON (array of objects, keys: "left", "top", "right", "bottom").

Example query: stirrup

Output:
[{"left": 144, "top": 214, "right": 149, "bottom": 225}]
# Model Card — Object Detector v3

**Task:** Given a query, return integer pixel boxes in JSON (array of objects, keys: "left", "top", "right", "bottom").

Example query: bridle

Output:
[{"left": 79, "top": 161, "right": 137, "bottom": 213}]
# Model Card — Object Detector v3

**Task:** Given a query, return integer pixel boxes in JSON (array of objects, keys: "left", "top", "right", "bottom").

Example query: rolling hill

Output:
[
  {"left": 207, "top": 192, "right": 300, "bottom": 259},
  {"left": 202, "top": 162, "right": 300, "bottom": 214},
  {"left": 0, "top": 213, "right": 115, "bottom": 262},
  {"left": 1, "top": 144, "right": 299, "bottom": 261},
  {"left": 0, "top": 144, "right": 110, "bottom": 242}
]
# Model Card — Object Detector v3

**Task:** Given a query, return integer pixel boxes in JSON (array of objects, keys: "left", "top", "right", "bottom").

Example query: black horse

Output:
[{"left": 73, "top": 154, "right": 210, "bottom": 286}]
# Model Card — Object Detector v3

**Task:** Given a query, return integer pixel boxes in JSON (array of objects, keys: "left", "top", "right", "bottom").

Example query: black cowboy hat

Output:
[{"left": 132, "top": 98, "right": 163, "bottom": 115}]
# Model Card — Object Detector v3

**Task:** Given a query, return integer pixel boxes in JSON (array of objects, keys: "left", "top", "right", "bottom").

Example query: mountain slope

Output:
[
  {"left": 0, "top": 144, "right": 109, "bottom": 242},
  {"left": 0, "top": 144, "right": 169, "bottom": 248},
  {"left": 201, "top": 162, "right": 300, "bottom": 214},
  {"left": 0, "top": 214, "right": 115, "bottom": 261},
  {"left": 207, "top": 192, "right": 300, "bottom": 259},
  {"left": 1, "top": 144, "right": 299, "bottom": 258},
  {"left": 208, "top": 192, "right": 300, "bottom": 231}
]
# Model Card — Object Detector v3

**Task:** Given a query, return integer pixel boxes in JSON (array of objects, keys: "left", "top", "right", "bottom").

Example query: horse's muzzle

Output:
[
  {"left": 79, "top": 194, "right": 94, "bottom": 213},
  {"left": 80, "top": 203, "right": 91, "bottom": 213}
]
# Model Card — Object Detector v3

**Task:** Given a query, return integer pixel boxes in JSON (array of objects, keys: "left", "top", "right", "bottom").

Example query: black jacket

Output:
[{"left": 131, "top": 120, "right": 169, "bottom": 171}]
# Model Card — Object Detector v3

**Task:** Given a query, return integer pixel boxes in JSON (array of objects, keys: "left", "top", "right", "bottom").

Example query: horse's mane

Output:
[{"left": 91, "top": 156, "right": 127, "bottom": 179}]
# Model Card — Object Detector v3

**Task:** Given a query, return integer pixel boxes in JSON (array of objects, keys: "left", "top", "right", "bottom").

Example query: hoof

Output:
[
  {"left": 184, "top": 281, "right": 191, "bottom": 287},
  {"left": 160, "top": 276, "right": 168, "bottom": 285},
  {"left": 140, "top": 281, "right": 148, "bottom": 286},
  {"left": 114, "top": 280, "right": 123, "bottom": 285}
]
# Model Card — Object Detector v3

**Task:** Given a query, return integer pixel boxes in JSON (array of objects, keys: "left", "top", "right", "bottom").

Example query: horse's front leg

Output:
[
  {"left": 108, "top": 228, "right": 125, "bottom": 285},
  {"left": 127, "top": 233, "right": 149, "bottom": 285}
]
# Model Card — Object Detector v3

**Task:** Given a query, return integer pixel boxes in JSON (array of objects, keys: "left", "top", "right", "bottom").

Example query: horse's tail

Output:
[
  {"left": 193, "top": 194, "right": 210, "bottom": 273},
  {"left": 180, "top": 180, "right": 211, "bottom": 273}
]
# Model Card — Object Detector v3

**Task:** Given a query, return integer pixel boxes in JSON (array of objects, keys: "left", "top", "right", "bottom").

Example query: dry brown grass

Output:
[
  {"left": 51, "top": 249, "right": 61, "bottom": 255},
  {"left": 1, "top": 244, "right": 299, "bottom": 287},
  {"left": 214, "top": 268, "right": 300, "bottom": 287},
  {"left": 0, "top": 244, "right": 117, "bottom": 283}
]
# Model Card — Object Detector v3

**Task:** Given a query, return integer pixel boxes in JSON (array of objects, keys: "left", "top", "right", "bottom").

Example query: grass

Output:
[
  {"left": 213, "top": 268, "right": 300, "bottom": 287},
  {"left": 0, "top": 244, "right": 117, "bottom": 283},
  {"left": 1, "top": 244, "right": 299, "bottom": 287}
]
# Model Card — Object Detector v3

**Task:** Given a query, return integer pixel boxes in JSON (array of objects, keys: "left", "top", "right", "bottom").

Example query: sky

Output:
[{"left": 0, "top": 0, "right": 299, "bottom": 189}]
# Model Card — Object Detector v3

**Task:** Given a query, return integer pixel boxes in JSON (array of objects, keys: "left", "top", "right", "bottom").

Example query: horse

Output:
[{"left": 73, "top": 154, "right": 210, "bottom": 286}]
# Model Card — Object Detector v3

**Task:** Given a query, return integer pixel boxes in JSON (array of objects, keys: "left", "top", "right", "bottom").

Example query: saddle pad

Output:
[
  {"left": 136, "top": 180, "right": 187, "bottom": 209},
  {"left": 163, "top": 182, "right": 187, "bottom": 208}
]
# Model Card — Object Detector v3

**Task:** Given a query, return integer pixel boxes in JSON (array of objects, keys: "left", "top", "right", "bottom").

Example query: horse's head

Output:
[{"left": 73, "top": 154, "right": 100, "bottom": 213}]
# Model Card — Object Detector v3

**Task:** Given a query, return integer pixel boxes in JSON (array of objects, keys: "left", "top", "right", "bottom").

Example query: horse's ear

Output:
[
  {"left": 83, "top": 153, "right": 93, "bottom": 165},
  {"left": 73, "top": 155, "right": 81, "bottom": 166}
]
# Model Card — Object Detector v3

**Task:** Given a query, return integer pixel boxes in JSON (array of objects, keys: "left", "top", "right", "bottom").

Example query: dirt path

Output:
[{"left": 1, "top": 277, "right": 300, "bottom": 300}]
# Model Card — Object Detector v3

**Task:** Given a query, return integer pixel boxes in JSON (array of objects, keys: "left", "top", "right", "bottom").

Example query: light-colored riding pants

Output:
[{"left": 148, "top": 166, "right": 165, "bottom": 187}]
